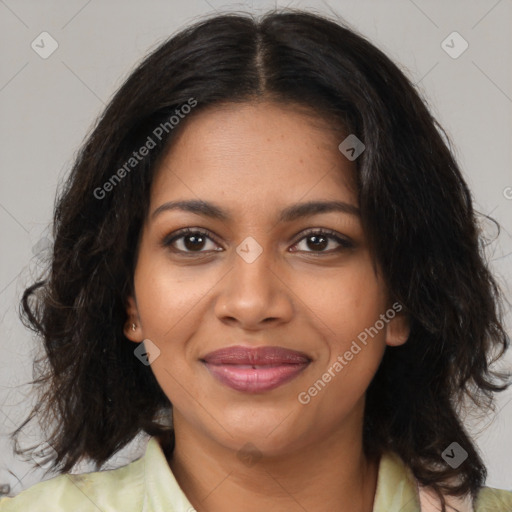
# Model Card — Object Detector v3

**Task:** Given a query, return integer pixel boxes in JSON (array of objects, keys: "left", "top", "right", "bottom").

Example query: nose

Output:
[{"left": 213, "top": 243, "right": 294, "bottom": 330}]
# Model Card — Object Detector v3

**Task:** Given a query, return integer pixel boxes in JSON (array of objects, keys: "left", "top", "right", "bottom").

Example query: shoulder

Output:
[
  {"left": 0, "top": 450, "right": 146, "bottom": 511},
  {"left": 1, "top": 435, "right": 195, "bottom": 512},
  {"left": 418, "top": 484, "right": 512, "bottom": 512},
  {"left": 474, "top": 486, "right": 512, "bottom": 511},
  {"left": 383, "top": 449, "right": 512, "bottom": 512}
]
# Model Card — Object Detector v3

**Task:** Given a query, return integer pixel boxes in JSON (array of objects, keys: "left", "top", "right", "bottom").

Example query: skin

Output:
[{"left": 124, "top": 100, "right": 410, "bottom": 512}]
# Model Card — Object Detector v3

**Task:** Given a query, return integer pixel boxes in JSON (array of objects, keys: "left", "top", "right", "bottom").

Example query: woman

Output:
[{"left": 1, "top": 9, "right": 511, "bottom": 512}]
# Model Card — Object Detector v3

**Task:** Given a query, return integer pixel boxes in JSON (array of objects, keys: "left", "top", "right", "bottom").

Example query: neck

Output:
[{"left": 165, "top": 413, "right": 380, "bottom": 512}]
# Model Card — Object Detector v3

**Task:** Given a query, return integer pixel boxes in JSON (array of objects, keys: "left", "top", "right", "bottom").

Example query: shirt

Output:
[{"left": 0, "top": 436, "right": 511, "bottom": 511}]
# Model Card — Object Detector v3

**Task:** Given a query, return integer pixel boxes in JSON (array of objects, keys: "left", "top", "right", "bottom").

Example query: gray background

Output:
[{"left": 1, "top": 0, "right": 511, "bottom": 497}]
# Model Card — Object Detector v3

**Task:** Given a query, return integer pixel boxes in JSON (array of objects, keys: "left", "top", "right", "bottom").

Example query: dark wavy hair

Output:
[{"left": 12, "top": 8, "right": 510, "bottom": 511}]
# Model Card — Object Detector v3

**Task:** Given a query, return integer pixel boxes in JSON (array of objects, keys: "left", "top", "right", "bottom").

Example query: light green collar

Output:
[{"left": 372, "top": 450, "right": 421, "bottom": 511}]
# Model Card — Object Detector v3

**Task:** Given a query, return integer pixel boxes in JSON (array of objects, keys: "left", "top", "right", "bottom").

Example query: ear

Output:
[
  {"left": 124, "top": 295, "right": 143, "bottom": 343},
  {"left": 385, "top": 309, "right": 410, "bottom": 347}
]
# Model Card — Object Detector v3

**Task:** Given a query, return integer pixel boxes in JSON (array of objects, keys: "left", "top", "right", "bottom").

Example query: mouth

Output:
[{"left": 200, "top": 345, "right": 311, "bottom": 393}]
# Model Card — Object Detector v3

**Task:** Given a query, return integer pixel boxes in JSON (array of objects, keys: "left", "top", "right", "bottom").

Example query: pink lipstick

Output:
[{"left": 201, "top": 345, "right": 311, "bottom": 393}]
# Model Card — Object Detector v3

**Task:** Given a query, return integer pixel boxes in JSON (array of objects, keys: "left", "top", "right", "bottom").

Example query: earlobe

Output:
[
  {"left": 385, "top": 312, "right": 410, "bottom": 347},
  {"left": 124, "top": 295, "right": 143, "bottom": 343}
]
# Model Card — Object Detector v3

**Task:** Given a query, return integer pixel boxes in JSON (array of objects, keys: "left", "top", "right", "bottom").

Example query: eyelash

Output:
[{"left": 161, "top": 227, "right": 354, "bottom": 256}]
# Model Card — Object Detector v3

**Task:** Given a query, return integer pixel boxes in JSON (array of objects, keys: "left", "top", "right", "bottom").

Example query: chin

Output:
[{"left": 215, "top": 421, "right": 305, "bottom": 459}]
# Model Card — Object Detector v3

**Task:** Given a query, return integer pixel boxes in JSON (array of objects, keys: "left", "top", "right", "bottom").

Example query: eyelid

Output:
[
  {"left": 291, "top": 227, "right": 354, "bottom": 250},
  {"left": 161, "top": 227, "right": 222, "bottom": 251}
]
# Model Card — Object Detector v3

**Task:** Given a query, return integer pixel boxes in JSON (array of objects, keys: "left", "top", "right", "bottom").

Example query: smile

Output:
[
  {"left": 201, "top": 345, "right": 311, "bottom": 393},
  {"left": 202, "top": 362, "right": 310, "bottom": 392}
]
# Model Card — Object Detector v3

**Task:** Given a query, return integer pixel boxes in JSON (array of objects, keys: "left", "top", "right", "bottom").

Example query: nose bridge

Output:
[
  {"left": 231, "top": 234, "right": 277, "bottom": 301},
  {"left": 214, "top": 235, "right": 292, "bottom": 326}
]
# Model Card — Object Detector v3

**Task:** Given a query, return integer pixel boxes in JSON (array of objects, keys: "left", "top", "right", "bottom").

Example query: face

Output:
[{"left": 124, "top": 101, "right": 409, "bottom": 457}]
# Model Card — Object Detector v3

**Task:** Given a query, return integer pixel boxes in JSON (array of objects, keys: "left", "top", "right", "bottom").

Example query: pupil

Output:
[
  {"left": 182, "top": 234, "right": 329, "bottom": 252},
  {"left": 185, "top": 234, "right": 205, "bottom": 251},
  {"left": 308, "top": 235, "right": 327, "bottom": 251}
]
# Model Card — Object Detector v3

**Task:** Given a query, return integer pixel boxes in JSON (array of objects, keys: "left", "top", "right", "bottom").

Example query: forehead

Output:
[{"left": 150, "top": 101, "right": 358, "bottom": 216}]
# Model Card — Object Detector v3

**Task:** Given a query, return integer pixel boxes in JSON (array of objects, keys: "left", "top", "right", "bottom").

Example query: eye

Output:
[
  {"left": 290, "top": 229, "right": 354, "bottom": 254},
  {"left": 161, "top": 228, "right": 221, "bottom": 254},
  {"left": 161, "top": 227, "right": 354, "bottom": 256}
]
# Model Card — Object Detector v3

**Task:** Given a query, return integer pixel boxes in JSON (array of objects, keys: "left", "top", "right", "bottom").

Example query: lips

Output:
[
  {"left": 201, "top": 345, "right": 311, "bottom": 393},
  {"left": 202, "top": 345, "right": 311, "bottom": 365}
]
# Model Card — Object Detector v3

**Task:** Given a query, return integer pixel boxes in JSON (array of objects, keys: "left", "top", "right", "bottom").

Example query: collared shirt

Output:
[{"left": 1, "top": 437, "right": 511, "bottom": 511}]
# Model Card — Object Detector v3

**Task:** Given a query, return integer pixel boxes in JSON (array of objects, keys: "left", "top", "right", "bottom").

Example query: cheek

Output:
[
  {"left": 132, "top": 261, "right": 199, "bottom": 408},
  {"left": 295, "top": 258, "right": 387, "bottom": 350},
  {"left": 131, "top": 249, "right": 216, "bottom": 401},
  {"left": 133, "top": 248, "right": 213, "bottom": 340},
  {"left": 297, "top": 267, "right": 387, "bottom": 423},
  {"left": 293, "top": 258, "right": 388, "bottom": 411}
]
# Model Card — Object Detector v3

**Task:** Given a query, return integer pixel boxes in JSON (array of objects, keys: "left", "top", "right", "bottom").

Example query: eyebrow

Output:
[{"left": 151, "top": 199, "right": 360, "bottom": 223}]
